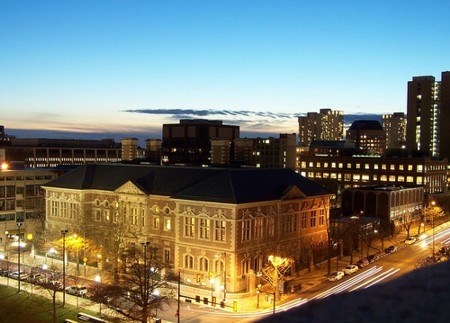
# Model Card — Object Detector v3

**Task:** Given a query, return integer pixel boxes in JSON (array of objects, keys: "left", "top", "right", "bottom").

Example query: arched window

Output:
[
  {"left": 184, "top": 254, "right": 194, "bottom": 269},
  {"left": 199, "top": 257, "right": 209, "bottom": 272},
  {"left": 215, "top": 259, "right": 224, "bottom": 273},
  {"left": 241, "top": 258, "right": 251, "bottom": 275}
]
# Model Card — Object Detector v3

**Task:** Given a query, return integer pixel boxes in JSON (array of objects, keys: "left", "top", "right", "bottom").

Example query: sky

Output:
[{"left": 1, "top": 0, "right": 449, "bottom": 142}]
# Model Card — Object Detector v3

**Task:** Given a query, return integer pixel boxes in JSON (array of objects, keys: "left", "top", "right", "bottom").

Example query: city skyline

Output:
[{"left": 1, "top": 1, "right": 449, "bottom": 139}]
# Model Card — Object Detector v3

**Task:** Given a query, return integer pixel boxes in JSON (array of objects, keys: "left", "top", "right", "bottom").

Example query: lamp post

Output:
[
  {"left": 17, "top": 222, "right": 23, "bottom": 292},
  {"left": 210, "top": 277, "right": 215, "bottom": 305},
  {"left": 94, "top": 274, "right": 102, "bottom": 316},
  {"left": 61, "top": 229, "right": 68, "bottom": 307}
]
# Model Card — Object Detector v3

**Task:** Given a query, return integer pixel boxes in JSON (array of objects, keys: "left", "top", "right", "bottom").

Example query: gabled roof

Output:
[{"left": 43, "top": 164, "right": 330, "bottom": 204}]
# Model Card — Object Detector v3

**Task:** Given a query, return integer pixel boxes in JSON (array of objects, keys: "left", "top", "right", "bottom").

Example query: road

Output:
[{"left": 157, "top": 222, "right": 450, "bottom": 323}]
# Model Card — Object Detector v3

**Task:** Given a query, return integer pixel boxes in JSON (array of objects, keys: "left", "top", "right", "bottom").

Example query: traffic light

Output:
[
  {"left": 233, "top": 301, "right": 238, "bottom": 312},
  {"left": 196, "top": 273, "right": 201, "bottom": 283},
  {"left": 220, "top": 301, "right": 225, "bottom": 308}
]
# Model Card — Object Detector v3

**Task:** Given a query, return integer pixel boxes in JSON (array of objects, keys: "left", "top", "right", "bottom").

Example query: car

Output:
[
  {"left": 10, "top": 271, "right": 29, "bottom": 280},
  {"left": 328, "top": 271, "right": 344, "bottom": 281},
  {"left": 343, "top": 264, "right": 359, "bottom": 275},
  {"left": 65, "top": 285, "right": 88, "bottom": 297},
  {"left": 385, "top": 245, "right": 397, "bottom": 254},
  {"left": 367, "top": 254, "right": 380, "bottom": 263},
  {"left": 356, "top": 258, "right": 369, "bottom": 268},
  {"left": 405, "top": 236, "right": 417, "bottom": 245},
  {"left": 26, "top": 273, "right": 43, "bottom": 284}
]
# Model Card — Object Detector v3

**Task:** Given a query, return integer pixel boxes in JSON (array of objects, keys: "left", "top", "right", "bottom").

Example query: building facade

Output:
[
  {"left": 346, "top": 120, "right": 386, "bottom": 155},
  {"left": 382, "top": 112, "right": 407, "bottom": 150},
  {"left": 406, "top": 75, "right": 440, "bottom": 157},
  {"left": 0, "top": 168, "right": 60, "bottom": 256},
  {"left": 298, "top": 154, "right": 448, "bottom": 198},
  {"left": 211, "top": 133, "right": 297, "bottom": 170},
  {"left": 341, "top": 186, "right": 424, "bottom": 231},
  {"left": 3, "top": 137, "right": 122, "bottom": 168},
  {"left": 161, "top": 119, "right": 239, "bottom": 166},
  {"left": 298, "top": 109, "right": 344, "bottom": 147},
  {"left": 43, "top": 164, "right": 332, "bottom": 295}
]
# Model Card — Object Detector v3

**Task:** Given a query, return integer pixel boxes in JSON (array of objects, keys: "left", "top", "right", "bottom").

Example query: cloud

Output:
[{"left": 124, "top": 108, "right": 296, "bottom": 120}]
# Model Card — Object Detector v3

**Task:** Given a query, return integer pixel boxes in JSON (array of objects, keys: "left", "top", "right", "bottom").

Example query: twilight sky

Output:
[{"left": 1, "top": 0, "right": 449, "bottom": 141}]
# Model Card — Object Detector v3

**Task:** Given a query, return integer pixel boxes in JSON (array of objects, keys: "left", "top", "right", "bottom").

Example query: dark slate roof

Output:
[
  {"left": 43, "top": 164, "right": 330, "bottom": 204},
  {"left": 348, "top": 120, "right": 383, "bottom": 130}
]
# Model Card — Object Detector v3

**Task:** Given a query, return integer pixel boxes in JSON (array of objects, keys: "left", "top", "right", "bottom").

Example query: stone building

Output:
[{"left": 42, "top": 164, "right": 332, "bottom": 295}]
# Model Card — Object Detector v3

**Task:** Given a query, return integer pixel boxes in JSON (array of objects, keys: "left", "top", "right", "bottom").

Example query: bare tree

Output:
[{"left": 90, "top": 243, "right": 173, "bottom": 323}]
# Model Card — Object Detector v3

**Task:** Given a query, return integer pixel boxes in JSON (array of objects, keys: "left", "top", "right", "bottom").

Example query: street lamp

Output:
[
  {"left": 17, "top": 222, "right": 23, "bottom": 293},
  {"left": 210, "top": 277, "right": 215, "bottom": 305},
  {"left": 94, "top": 274, "right": 102, "bottom": 316},
  {"left": 61, "top": 229, "right": 68, "bottom": 307},
  {"left": 47, "top": 247, "right": 56, "bottom": 268}
]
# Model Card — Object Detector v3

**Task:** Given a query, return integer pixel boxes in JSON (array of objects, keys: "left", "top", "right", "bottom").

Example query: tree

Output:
[{"left": 90, "top": 243, "right": 173, "bottom": 323}]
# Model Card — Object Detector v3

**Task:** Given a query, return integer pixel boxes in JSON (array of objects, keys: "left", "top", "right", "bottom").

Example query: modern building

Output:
[
  {"left": 438, "top": 71, "right": 450, "bottom": 161},
  {"left": 162, "top": 119, "right": 240, "bottom": 166},
  {"left": 2, "top": 137, "right": 122, "bottom": 168},
  {"left": 0, "top": 167, "right": 61, "bottom": 256},
  {"left": 382, "top": 113, "right": 406, "bottom": 150},
  {"left": 145, "top": 139, "right": 162, "bottom": 164},
  {"left": 298, "top": 109, "right": 344, "bottom": 147},
  {"left": 341, "top": 185, "right": 424, "bottom": 232},
  {"left": 42, "top": 164, "right": 332, "bottom": 295},
  {"left": 406, "top": 75, "right": 440, "bottom": 157},
  {"left": 298, "top": 154, "right": 448, "bottom": 199},
  {"left": 211, "top": 133, "right": 297, "bottom": 169},
  {"left": 346, "top": 120, "right": 386, "bottom": 155},
  {"left": 121, "top": 138, "right": 139, "bottom": 161}
]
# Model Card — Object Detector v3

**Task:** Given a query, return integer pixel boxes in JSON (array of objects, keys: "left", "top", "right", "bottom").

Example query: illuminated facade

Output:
[
  {"left": 298, "top": 109, "right": 344, "bottom": 147},
  {"left": 43, "top": 164, "right": 332, "bottom": 294},
  {"left": 406, "top": 75, "right": 440, "bottom": 157},
  {"left": 382, "top": 112, "right": 406, "bottom": 150},
  {"left": 298, "top": 154, "right": 448, "bottom": 196},
  {"left": 3, "top": 137, "right": 121, "bottom": 168},
  {"left": 342, "top": 186, "right": 424, "bottom": 231},
  {"left": 0, "top": 168, "right": 59, "bottom": 254},
  {"left": 346, "top": 120, "right": 386, "bottom": 155}
]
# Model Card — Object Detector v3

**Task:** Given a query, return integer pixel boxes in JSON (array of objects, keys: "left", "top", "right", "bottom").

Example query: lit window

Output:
[
  {"left": 153, "top": 217, "right": 160, "bottom": 229},
  {"left": 389, "top": 175, "right": 396, "bottom": 182},
  {"left": 347, "top": 163, "right": 352, "bottom": 169},
  {"left": 331, "top": 163, "right": 336, "bottom": 168},
  {"left": 338, "top": 163, "right": 343, "bottom": 168},
  {"left": 417, "top": 165, "right": 423, "bottom": 172},
  {"left": 398, "top": 176, "right": 405, "bottom": 182},
  {"left": 408, "top": 165, "right": 413, "bottom": 171},
  {"left": 407, "top": 176, "right": 414, "bottom": 183},
  {"left": 301, "top": 161, "right": 306, "bottom": 168},
  {"left": 380, "top": 175, "right": 387, "bottom": 181},
  {"left": 399, "top": 165, "right": 404, "bottom": 171},
  {"left": 382, "top": 164, "right": 387, "bottom": 170},
  {"left": 365, "top": 164, "right": 370, "bottom": 170},
  {"left": 164, "top": 217, "right": 171, "bottom": 231},
  {"left": 416, "top": 177, "right": 423, "bottom": 185},
  {"left": 353, "top": 174, "right": 360, "bottom": 181},
  {"left": 356, "top": 163, "right": 361, "bottom": 169}
]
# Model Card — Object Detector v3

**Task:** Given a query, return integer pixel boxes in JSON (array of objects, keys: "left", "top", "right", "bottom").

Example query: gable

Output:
[
  {"left": 281, "top": 185, "right": 307, "bottom": 200},
  {"left": 114, "top": 181, "right": 146, "bottom": 195}
]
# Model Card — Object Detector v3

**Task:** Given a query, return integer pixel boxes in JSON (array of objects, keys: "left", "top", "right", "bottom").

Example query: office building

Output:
[
  {"left": 438, "top": 71, "right": 450, "bottom": 160},
  {"left": 382, "top": 113, "right": 407, "bottom": 150},
  {"left": 3, "top": 137, "right": 121, "bottom": 168},
  {"left": 162, "top": 119, "right": 239, "bottom": 166},
  {"left": 346, "top": 120, "right": 386, "bottom": 155},
  {"left": 43, "top": 164, "right": 332, "bottom": 295},
  {"left": 211, "top": 133, "right": 297, "bottom": 169},
  {"left": 298, "top": 109, "right": 344, "bottom": 147},
  {"left": 0, "top": 168, "right": 60, "bottom": 254}
]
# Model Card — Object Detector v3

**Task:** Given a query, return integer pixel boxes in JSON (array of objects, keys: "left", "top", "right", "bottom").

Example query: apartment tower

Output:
[{"left": 298, "top": 109, "right": 344, "bottom": 147}]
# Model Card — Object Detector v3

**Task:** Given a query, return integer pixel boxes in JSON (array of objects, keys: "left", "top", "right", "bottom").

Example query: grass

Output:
[{"left": 0, "top": 284, "right": 106, "bottom": 323}]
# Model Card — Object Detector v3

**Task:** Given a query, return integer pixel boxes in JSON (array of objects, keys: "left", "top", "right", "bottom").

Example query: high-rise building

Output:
[
  {"left": 406, "top": 75, "right": 440, "bottom": 157},
  {"left": 298, "top": 109, "right": 344, "bottom": 147},
  {"left": 438, "top": 71, "right": 450, "bottom": 160},
  {"left": 346, "top": 120, "right": 386, "bottom": 155},
  {"left": 382, "top": 112, "right": 406, "bottom": 150}
]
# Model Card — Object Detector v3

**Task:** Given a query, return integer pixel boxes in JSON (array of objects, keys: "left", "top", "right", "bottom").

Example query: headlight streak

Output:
[
  {"left": 419, "top": 227, "right": 450, "bottom": 246},
  {"left": 315, "top": 267, "right": 382, "bottom": 299},
  {"left": 363, "top": 268, "right": 400, "bottom": 289}
]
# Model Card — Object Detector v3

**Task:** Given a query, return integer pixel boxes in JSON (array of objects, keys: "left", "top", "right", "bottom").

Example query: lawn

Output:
[{"left": 0, "top": 284, "right": 110, "bottom": 323}]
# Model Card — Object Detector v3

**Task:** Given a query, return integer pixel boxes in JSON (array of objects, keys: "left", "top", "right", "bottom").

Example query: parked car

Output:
[
  {"left": 10, "top": 271, "right": 29, "bottom": 281},
  {"left": 66, "top": 285, "right": 88, "bottom": 297},
  {"left": 343, "top": 264, "right": 359, "bottom": 275},
  {"left": 328, "top": 271, "right": 344, "bottom": 281},
  {"left": 356, "top": 258, "right": 369, "bottom": 268},
  {"left": 385, "top": 245, "right": 397, "bottom": 254},
  {"left": 0, "top": 268, "right": 10, "bottom": 277},
  {"left": 405, "top": 236, "right": 417, "bottom": 245},
  {"left": 26, "top": 273, "right": 43, "bottom": 284},
  {"left": 367, "top": 254, "right": 380, "bottom": 263}
]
